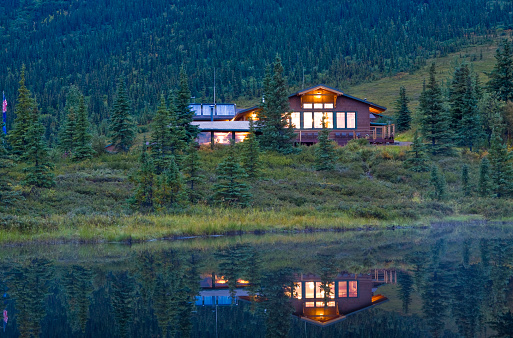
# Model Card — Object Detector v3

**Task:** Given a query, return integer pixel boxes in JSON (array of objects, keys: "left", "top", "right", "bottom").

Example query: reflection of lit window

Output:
[
  {"left": 327, "top": 301, "right": 335, "bottom": 307},
  {"left": 303, "top": 112, "right": 313, "bottom": 129},
  {"left": 338, "top": 281, "right": 347, "bottom": 297},
  {"left": 347, "top": 112, "right": 356, "bottom": 129},
  {"left": 305, "top": 302, "right": 315, "bottom": 308},
  {"left": 316, "top": 282, "right": 325, "bottom": 299},
  {"left": 290, "top": 112, "right": 300, "bottom": 128},
  {"left": 295, "top": 282, "right": 302, "bottom": 299},
  {"left": 349, "top": 281, "right": 358, "bottom": 297},
  {"left": 325, "top": 103, "right": 334, "bottom": 109},
  {"left": 305, "top": 282, "right": 315, "bottom": 298},
  {"left": 336, "top": 113, "right": 345, "bottom": 129},
  {"left": 314, "top": 103, "right": 323, "bottom": 109},
  {"left": 329, "top": 283, "right": 335, "bottom": 298},
  {"left": 303, "top": 103, "right": 313, "bottom": 109}
]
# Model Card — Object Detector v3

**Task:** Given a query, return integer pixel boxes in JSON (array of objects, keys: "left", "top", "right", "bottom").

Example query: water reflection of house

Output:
[
  {"left": 190, "top": 85, "right": 394, "bottom": 147},
  {"left": 290, "top": 271, "right": 393, "bottom": 327},
  {"left": 196, "top": 270, "right": 395, "bottom": 327}
]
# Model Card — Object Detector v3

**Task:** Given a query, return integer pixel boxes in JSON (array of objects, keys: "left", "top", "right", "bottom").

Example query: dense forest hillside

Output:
[{"left": 0, "top": 0, "right": 512, "bottom": 134}]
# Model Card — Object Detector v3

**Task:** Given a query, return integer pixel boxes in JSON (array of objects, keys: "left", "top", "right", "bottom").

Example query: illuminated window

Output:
[
  {"left": 316, "top": 283, "right": 325, "bottom": 299},
  {"left": 349, "top": 281, "right": 358, "bottom": 297},
  {"left": 336, "top": 113, "right": 345, "bottom": 129},
  {"left": 305, "top": 302, "right": 315, "bottom": 308},
  {"left": 305, "top": 282, "right": 315, "bottom": 298},
  {"left": 323, "top": 112, "right": 333, "bottom": 128},
  {"left": 347, "top": 112, "right": 356, "bottom": 129},
  {"left": 325, "top": 103, "right": 334, "bottom": 109},
  {"left": 338, "top": 281, "right": 347, "bottom": 297},
  {"left": 303, "top": 103, "right": 313, "bottom": 109},
  {"left": 329, "top": 283, "right": 335, "bottom": 298},
  {"left": 294, "top": 282, "right": 302, "bottom": 299},
  {"left": 291, "top": 112, "right": 300, "bottom": 128},
  {"left": 314, "top": 113, "right": 324, "bottom": 129},
  {"left": 314, "top": 103, "right": 323, "bottom": 109},
  {"left": 327, "top": 301, "right": 335, "bottom": 307},
  {"left": 303, "top": 112, "right": 313, "bottom": 129}
]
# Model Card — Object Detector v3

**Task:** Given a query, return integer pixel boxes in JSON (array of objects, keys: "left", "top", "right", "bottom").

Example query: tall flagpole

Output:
[{"left": 2, "top": 92, "right": 6, "bottom": 135}]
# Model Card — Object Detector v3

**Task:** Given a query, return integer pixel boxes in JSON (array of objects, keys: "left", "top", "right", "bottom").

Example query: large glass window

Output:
[
  {"left": 347, "top": 112, "right": 356, "bottom": 129},
  {"left": 313, "top": 112, "right": 324, "bottom": 129},
  {"left": 338, "top": 281, "right": 347, "bottom": 297},
  {"left": 291, "top": 112, "right": 300, "bottom": 129},
  {"left": 336, "top": 113, "right": 345, "bottom": 129},
  {"left": 305, "top": 282, "right": 315, "bottom": 298},
  {"left": 303, "top": 112, "right": 313, "bottom": 129},
  {"left": 294, "top": 282, "right": 302, "bottom": 299},
  {"left": 349, "top": 281, "right": 358, "bottom": 297},
  {"left": 323, "top": 112, "right": 333, "bottom": 128}
]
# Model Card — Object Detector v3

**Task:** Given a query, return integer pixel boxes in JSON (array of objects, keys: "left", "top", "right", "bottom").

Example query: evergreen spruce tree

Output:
[
  {"left": 154, "top": 156, "right": 186, "bottom": 210},
  {"left": 109, "top": 79, "right": 136, "bottom": 153},
  {"left": 315, "top": 115, "right": 337, "bottom": 171},
  {"left": 461, "top": 164, "right": 470, "bottom": 197},
  {"left": 129, "top": 142, "right": 156, "bottom": 212},
  {"left": 488, "top": 112, "right": 513, "bottom": 198},
  {"left": 168, "top": 90, "right": 187, "bottom": 163},
  {"left": 8, "top": 65, "right": 36, "bottom": 158},
  {"left": 479, "top": 93, "right": 503, "bottom": 147},
  {"left": 430, "top": 165, "right": 446, "bottom": 200},
  {"left": 213, "top": 141, "right": 251, "bottom": 207},
  {"left": 175, "top": 67, "right": 199, "bottom": 144},
  {"left": 257, "top": 56, "right": 296, "bottom": 154},
  {"left": 23, "top": 107, "right": 55, "bottom": 188},
  {"left": 58, "top": 107, "right": 77, "bottom": 155},
  {"left": 405, "top": 130, "right": 430, "bottom": 172},
  {"left": 182, "top": 142, "right": 204, "bottom": 201},
  {"left": 459, "top": 76, "right": 483, "bottom": 151},
  {"left": 151, "top": 94, "right": 173, "bottom": 174},
  {"left": 478, "top": 157, "right": 492, "bottom": 197},
  {"left": 241, "top": 119, "right": 261, "bottom": 178},
  {"left": 0, "top": 121, "right": 21, "bottom": 206},
  {"left": 394, "top": 86, "right": 412, "bottom": 132},
  {"left": 72, "top": 95, "right": 95, "bottom": 161},
  {"left": 449, "top": 64, "right": 470, "bottom": 133},
  {"left": 489, "top": 40, "right": 513, "bottom": 102},
  {"left": 420, "top": 63, "right": 454, "bottom": 156}
]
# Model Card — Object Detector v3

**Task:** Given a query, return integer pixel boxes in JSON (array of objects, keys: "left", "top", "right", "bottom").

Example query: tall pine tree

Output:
[
  {"left": 488, "top": 112, "right": 513, "bottom": 198},
  {"left": 109, "top": 79, "right": 136, "bottom": 153},
  {"left": 129, "top": 142, "right": 156, "bottom": 212},
  {"left": 459, "top": 76, "right": 483, "bottom": 151},
  {"left": 478, "top": 157, "right": 492, "bottom": 197},
  {"left": 0, "top": 121, "right": 21, "bottom": 207},
  {"left": 72, "top": 95, "right": 95, "bottom": 161},
  {"left": 394, "top": 86, "right": 412, "bottom": 132},
  {"left": 58, "top": 106, "right": 77, "bottom": 155},
  {"left": 315, "top": 115, "right": 337, "bottom": 171},
  {"left": 241, "top": 119, "right": 261, "bottom": 178},
  {"left": 405, "top": 130, "right": 430, "bottom": 172},
  {"left": 151, "top": 95, "right": 174, "bottom": 174},
  {"left": 257, "top": 56, "right": 296, "bottom": 154},
  {"left": 419, "top": 63, "right": 454, "bottom": 156},
  {"left": 175, "top": 67, "right": 199, "bottom": 145},
  {"left": 489, "top": 40, "right": 513, "bottom": 102},
  {"left": 154, "top": 156, "right": 186, "bottom": 211},
  {"left": 449, "top": 64, "right": 471, "bottom": 132},
  {"left": 182, "top": 142, "right": 204, "bottom": 202}
]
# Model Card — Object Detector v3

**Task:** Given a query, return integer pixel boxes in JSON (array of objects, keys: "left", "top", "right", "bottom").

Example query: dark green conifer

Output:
[
  {"left": 129, "top": 142, "right": 156, "bottom": 212},
  {"left": 109, "top": 79, "right": 136, "bottom": 153},
  {"left": 394, "top": 86, "right": 412, "bottom": 132},
  {"left": 175, "top": 67, "right": 199, "bottom": 144},
  {"left": 430, "top": 165, "right": 446, "bottom": 200},
  {"left": 449, "top": 64, "right": 470, "bottom": 132},
  {"left": 58, "top": 107, "right": 77, "bottom": 155},
  {"left": 0, "top": 121, "right": 21, "bottom": 207},
  {"left": 154, "top": 156, "right": 186, "bottom": 210},
  {"left": 315, "top": 115, "right": 337, "bottom": 171},
  {"left": 461, "top": 164, "right": 470, "bottom": 197},
  {"left": 213, "top": 141, "right": 251, "bottom": 207},
  {"left": 405, "top": 130, "right": 430, "bottom": 172},
  {"left": 241, "top": 119, "right": 261, "bottom": 178},
  {"left": 459, "top": 76, "right": 483, "bottom": 151},
  {"left": 8, "top": 65, "right": 36, "bottom": 158},
  {"left": 488, "top": 112, "right": 513, "bottom": 198},
  {"left": 420, "top": 63, "right": 454, "bottom": 156},
  {"left": 257, "top": 56, "right": 296, "bottom": 153},
  {"left": 72, "top": 95, "right": 95, "bottom": 161},
  {"left": 168, "top": 90, "right": 187, "bottom": 163},
  {"left": 151, "top": 94, "right": 173, "bottom": 174},
  {"left": 489, "top": 40, "right": 513, "bottom": 102},
  {"left": 23, "top": 107, "right": 55, "bottom": 188},
  {"left": 478, "top": 157, "right": 492, "bottom": 197},
  {"left": 182, "top": 142, "right": 204, "bottom": 201}
]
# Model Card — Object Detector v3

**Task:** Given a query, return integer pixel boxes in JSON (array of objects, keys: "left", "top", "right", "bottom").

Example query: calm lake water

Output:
[{"left": 0, "top": 223, "right": 512, "bottom": 337}]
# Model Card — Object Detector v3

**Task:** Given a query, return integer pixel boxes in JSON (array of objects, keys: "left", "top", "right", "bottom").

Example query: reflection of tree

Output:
[
  {"left": 487, "top": 240, "right": 513, "bottom": 318},
  {"left": 259, "top": 268, "right": 295, "bottom": 338},
  {"left": 451, "top": 239, "right": 485, "bottom": 338},
  {"left": 7, "top": 258, "right": 54, "bottom": 338},
  {"left": 315, "top": 253, "right": 337, "bottom": 306},
  {"left": 215, "top": 243, "right": 255, "bottom": 300},
  {"left": 110, "top": 271, "right": 136, "bottom": 338},
  {"left": 489, "top": 310, "right": 513, "bottom": 337},
  {"left": 61, "top": 265, "right": 94, "bottom": 333},
  {"left": 397, "top": 271, "right": 414, "bottom": 314},
  {"left": 421, "top": 241, "right": 451, "bottom": 338}
]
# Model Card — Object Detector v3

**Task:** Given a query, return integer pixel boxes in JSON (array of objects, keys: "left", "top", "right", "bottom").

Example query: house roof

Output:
[
  {"left": 289, "top": 84, "right": 387, "bottom": 112},
  {"left": 192, "top": 121, "right": 250, "bottom": 132}
]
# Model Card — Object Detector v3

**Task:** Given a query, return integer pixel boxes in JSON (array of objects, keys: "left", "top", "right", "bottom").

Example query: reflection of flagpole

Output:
[{"left": 2, "top": 92, "right": 6, "bottom": 134}]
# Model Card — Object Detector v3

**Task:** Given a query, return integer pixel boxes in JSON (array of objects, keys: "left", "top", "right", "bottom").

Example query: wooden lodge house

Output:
[{"left": 192, "top": 84, "right": 395, "bottom": 147}]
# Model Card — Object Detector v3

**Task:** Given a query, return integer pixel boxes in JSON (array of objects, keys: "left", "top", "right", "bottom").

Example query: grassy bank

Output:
[{"left": 2, "top": 139, "right": 512, "bottom": 244}]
